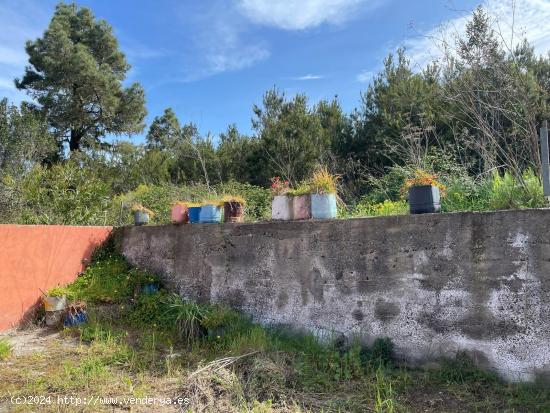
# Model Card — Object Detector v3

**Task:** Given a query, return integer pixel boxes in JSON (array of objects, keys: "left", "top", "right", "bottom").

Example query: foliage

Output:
[
  {"left": 309, "top": 166, "right": 339, "bottom": 194},
  {"left": 402, "top": 169, "right": 446, "bottom": 196},
  {"left": 56, "top": 253, "right": 158, "bottom": 303},
  {"left": 15, "top": 3, "right": 146, "bottom": 151},
  {"left": 0, "top": 338, "right": 11, "bottom": 360},
  {"left": 269, "top": 177, "right": 290, "bottom": 196},
  {"left": 350, "top": 199, "right": 409, "bottom": 217},
  {"left": 488, "top": 169, "right": 545, "bottom": 210},
  {"left": 11, "top": 161, "right": 112, "bottom": 225},
  {"left": 130, "top": 203, "right": 155, "bottom": 217},
  {"left": 221, "top": 195, "right": 246, "bottom": 205}
]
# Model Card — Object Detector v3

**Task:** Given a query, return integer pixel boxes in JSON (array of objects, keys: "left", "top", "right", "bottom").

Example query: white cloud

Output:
[
  {"left": 291, "top": 74, "right": 324, "bottom": 80},
  {"left": 237, "top": 0, "right": 382, "bottom": 30},
  {"left": 177, "top": 1, "right": 271, "bottom": 81},
  {"left": 403, "top": 0, "right": 550, "bottom": 70},
  {"left": 356, "top": 70, "right": 374, "bottom": 83}
]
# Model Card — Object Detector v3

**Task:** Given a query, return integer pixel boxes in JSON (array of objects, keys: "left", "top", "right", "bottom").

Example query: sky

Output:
[{"left": 1, "top": 0, "right": 550, "bottom": 143}]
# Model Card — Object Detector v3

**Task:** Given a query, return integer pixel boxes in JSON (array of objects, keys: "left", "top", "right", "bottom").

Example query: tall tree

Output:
[
  {"left": 252, "top": 88, "right": 328, "bottom": 184},
  {"left": 15, "top": 2, "right": 146, "bottom": 152}
]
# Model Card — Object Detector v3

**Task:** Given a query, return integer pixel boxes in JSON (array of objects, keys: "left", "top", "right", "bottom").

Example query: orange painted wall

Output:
[{"left": 0, "top": 225, "right": 112, "bottom": 331}]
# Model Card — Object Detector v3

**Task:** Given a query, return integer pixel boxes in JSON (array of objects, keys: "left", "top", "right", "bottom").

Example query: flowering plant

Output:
[
  {"left": 402, "top": 169, "right": 446, "bottom": 196},
  {"left": 270, "top": 177, "right": 290, "bottom": 196}
]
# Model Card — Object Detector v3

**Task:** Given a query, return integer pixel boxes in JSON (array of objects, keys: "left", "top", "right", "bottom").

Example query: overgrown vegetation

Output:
[
  {"left": 1, "top": 5, "right": 549, "bottom": 225},
  {"left": 0, "top": 338, "right": 11, "bottom": 361},
  {"left": 2, "top": 251, "right": 546, "bottom": 412}
]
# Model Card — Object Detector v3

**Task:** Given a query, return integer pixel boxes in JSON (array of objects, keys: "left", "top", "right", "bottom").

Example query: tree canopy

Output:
[{"left": 15, "top": 2, "right": 146, "bottom": 152}]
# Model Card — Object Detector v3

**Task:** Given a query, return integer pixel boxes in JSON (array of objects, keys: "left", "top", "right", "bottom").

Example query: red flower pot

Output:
[
  {"left": 224, "top": 201, "right": 244, "bottom": 223},
  {"left": 171, "top": 204, "right": 189, "bottom": 224}
]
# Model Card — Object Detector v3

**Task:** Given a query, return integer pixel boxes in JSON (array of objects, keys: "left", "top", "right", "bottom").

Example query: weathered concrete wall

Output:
[
  {"left": 0, "top": 225, "right": 112, "bottom": 331},
  {"left": 115, "top": 209, "right": 550, "bottom": 381}
]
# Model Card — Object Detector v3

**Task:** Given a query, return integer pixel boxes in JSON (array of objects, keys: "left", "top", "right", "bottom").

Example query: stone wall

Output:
[{"left": 115, "top": 209, "right": 550, "bottom": 381}]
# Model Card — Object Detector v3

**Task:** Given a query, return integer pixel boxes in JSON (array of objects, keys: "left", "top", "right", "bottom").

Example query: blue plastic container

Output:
[
  {"left": 199, "top": 204, "right": 222, "bottom": 223},
  {"left": 311, "top": 193, "right": 337, "bottom": 219},
  {"left": 141, "top": 283, "right": 159, "bottom": 295},
  {"left": 64, "top": 311, "right": 88, "bottom": 327},
  {"left": 188, "top": 206, "right": 201, "bottom": 223}
]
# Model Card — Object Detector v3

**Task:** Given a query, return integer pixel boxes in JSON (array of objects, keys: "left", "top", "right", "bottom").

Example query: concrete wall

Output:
[
  {"left": 0, "top": 225, "right": 112, "bottom": 331},
  {"left": 115, "top": 209, "right": 550, "bottom": 381}
]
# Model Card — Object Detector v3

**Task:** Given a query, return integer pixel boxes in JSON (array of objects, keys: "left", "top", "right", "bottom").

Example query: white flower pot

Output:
[{"left": 271, "top": 195, "right": 293, "bottom": 220}]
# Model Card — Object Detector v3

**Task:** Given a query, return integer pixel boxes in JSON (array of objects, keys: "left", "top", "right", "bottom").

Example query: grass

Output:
[
  {"left": 0, "top": 338, "right": 11, "bottom": 360},
  {"left": 2, "top": 250, "right": 550, "bottom": 412}
]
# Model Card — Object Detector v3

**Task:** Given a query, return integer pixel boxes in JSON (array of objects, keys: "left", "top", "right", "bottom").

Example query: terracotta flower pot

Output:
[
  {"left": 224, "top": 201, "right": 244, "bottom": 223},
  {"left": 171, "top": 204, "right": 189, "bottom": 224},
  {"left": 292, "top": 194, "right": 311, "bottom": 220}
]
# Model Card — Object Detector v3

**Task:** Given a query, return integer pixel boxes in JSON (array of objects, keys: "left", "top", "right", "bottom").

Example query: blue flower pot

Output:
[
  {"left": 199, "top": 205, "right": 222, "bottom": 223},
  {"left": 64, "top": 311, "right": 88, "bottom": 327},
  {"left": 188, "top": 206, "right": 201, "bottom": 223},
  {"left": 141, "top": 283, "right": 159, "bottom": 295},
  {"left": 311, "top": 193, "right": 337, "bottom": 219},
  {"left": 133, "top": 211, "right": 149, "bottom": 226}
]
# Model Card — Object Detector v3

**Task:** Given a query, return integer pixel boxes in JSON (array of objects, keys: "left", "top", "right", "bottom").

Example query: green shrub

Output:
[
  {"left": 348, "top": 199, "right": 408, "bottom": 218},
  {"left": 488, "top": 169, "right": 545, "bottom": 210},
  {"left": 62, "top": 254, "right": 158, "bottom": 303},
  {"left": 14, "top": 161, "right": 112, "bottom": 225}
]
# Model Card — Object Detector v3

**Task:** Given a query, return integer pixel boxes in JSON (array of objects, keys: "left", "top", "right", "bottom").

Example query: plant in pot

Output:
[
  {"left": 43, "top": 286, "right": 68, "bottom": 327},
  {"left": 270, "top": 177, "right": 292, "bottom": 220},
  {"left": 288, "top": 182, "right": 312, "bottom": 220},
  {"left": 222, "top": 195, "right": 246, "bottom": 223},
  {"left": 131, "top": 204, "right": 155, "bottom": 226},
  {"left": 402, "top": 169, "right": 445, "bottom": 214},
  {"left": 171, "top": 201, "right": 189, "bottom": 224},
  {"left": 309, "top": 167, "right": 339, "bottom": 219},
  {"left": 187, "top": 202, "right": 203, "bottom": 224},
  {"left": 199, "top": 199, "right": 223, "bottom": 223}
]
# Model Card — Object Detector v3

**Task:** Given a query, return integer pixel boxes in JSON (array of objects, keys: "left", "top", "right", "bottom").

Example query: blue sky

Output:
[{"left": 1, "top": 0, "right": 549, "bottom": 142}]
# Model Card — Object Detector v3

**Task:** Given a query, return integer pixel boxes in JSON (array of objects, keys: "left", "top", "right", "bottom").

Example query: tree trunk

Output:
[{"left": 69, "top": 129, "right": 83, "bottom": 152}]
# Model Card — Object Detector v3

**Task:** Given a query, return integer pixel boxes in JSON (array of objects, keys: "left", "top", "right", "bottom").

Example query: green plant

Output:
[
  {"left": 131, "top": 203, "right": 155, "bottom": 216},
  {"left": 488, "top": 169, "right": 545, "bottom": 210},
  {"left": 0, "top": 338, "right": 11, "bottom": 360},
  {"left": 402, "top": 169, "right": 446, "bottom": 196},
  {"left": 309, "top": 166, "right": 339, "bottom": 194},
  {"left": 287, "top": 181, "right": 312, "bottom": 197},
  {"left": 45, "top": 285, "right": 69, "bottom": 297},
  {"left": 351, "top": 199, "right": 408, "bottom": 217},
  {"left": 221, "top": 195, "right": 246, "bottom": 205}
]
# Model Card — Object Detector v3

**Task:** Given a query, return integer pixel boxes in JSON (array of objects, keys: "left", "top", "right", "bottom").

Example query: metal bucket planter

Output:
[
  {"left": 43, "top": 296, "right": 66, "bottom": 327},
  {"left": 292, "top": 194, "right": 311, "bottom": 220},
  {"left": 188, "top": 206, "right": 201, "bottom": 223},
  {"left": 43, "top": 296, "right": 67, "bottom": 312},
  {"left": 408, "top": 185, "right": 441, "bottom": 214},
  {"left": 224, "top": 201, "right": 244, "bottom": 223},
  {"left": 133, "top": 211, "right": 150, "bottom": 226},
  {"left": 311, "top": 193, "right": 337, "bottom": 219},
  {"left": 271, "top": 195, "right": 292, "bottom": 220},
  {"left": 171, "top": 204, "right": 189, "bottom": 224},
  {"left": 199, "top": 204, "right": 222, "bottom": 223}
]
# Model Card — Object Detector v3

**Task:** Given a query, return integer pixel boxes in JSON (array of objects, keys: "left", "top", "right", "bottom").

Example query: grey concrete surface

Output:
[{"left": 115, "top": 209, "right": 550, "bottom": 381}]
